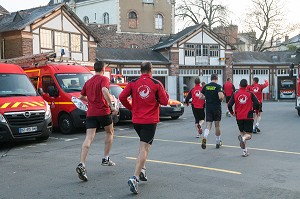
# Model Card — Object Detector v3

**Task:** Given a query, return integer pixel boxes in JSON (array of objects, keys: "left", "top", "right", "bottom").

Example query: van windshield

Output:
[
  {"left": 281, "top": 80, "right": 294, "bottom": 89},
  {"left": 109, "top": 85, "right": 123, "bottom": 98},
  {"left": 55, "top": 73, "right": 92, "bottom": 93},
  {"left": 0, "top": 74, "right": 37, "bottom": 97}
]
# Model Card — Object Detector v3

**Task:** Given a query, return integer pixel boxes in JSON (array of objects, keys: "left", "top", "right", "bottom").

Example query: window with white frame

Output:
[
  {"left": 155, "top": 14, "right": 163, "bottom": 30},
  {"left": 40, "top": 29, "right": 53, "bottom": 49},
  {"left": 185, "top": 44, "right": 195, "bottom": 57},
  {"left": 233, "top": 69, "right": 250, "bottom": 75},
  {"left": 209, "top": 45, "right": 219, "bottom": 57},
  {"left": 70, "top": 34, "right": 81, "bottom": 52},
  {"left": 179, "top": 69, "right": 199, "bottom": 76},
  {"left": 143, "top": 0, "right": 154, "bottom": 3},
  {"left": 203, "top": 69, "right": 222, "bottom": 75},
  {"left": 253, "top": 69, "right": 269, "bottom": 75},
  {"left": 54, "top": 32, "right": 69, "bottom": 53},
  {"left": 202, "top": 45, "right": 209, "bottom": 56},
  {"left": 103, "top": 12, "right": 109, "bottom": 24},
  {"left": 277, "top": 68, "right": 297, "bottom": 75}
]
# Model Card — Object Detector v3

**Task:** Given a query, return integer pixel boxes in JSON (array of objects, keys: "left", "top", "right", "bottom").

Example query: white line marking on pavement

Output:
[
  {"left": 126, "top": 157, "right": 241, "bottom": 175},
  {"left": 116, "top": 135, "right": 300, "bottom": 155},
  {"left": 64, "top": 138, "right": 79, "bottom": 142}
]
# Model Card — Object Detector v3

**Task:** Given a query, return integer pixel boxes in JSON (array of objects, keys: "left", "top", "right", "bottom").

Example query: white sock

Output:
[
  {"left": 105, "top": 156, "right": 109, "bottom": 160},
  {"left": 256, "top": 123, "right": 259, "bottom": 127},
  {"left": 204, "top": 129, "right": 209, "bottom": 138},
  {"left": 80, "top": 162, "right": 85, "bottom": 167},
  {"left": 216, "top": 136, "right": 221, "bottom": 144}
]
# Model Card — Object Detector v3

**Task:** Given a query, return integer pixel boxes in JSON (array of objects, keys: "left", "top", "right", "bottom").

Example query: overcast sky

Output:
[{"left": 0, "top": 0, "right": 299, "bottom": 36}]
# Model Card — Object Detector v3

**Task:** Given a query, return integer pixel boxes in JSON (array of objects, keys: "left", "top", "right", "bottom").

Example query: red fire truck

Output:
[
  {"left": 0, "top": 63, "right": 52, "bottom": 141},
  {"left": 296, "top": 66, "right": 300, "bottom": 116}
]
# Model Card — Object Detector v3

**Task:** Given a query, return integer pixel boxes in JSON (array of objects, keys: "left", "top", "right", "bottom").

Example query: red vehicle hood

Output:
[{"left": 0, "top": 96, "right": 46, "bottom": 114}]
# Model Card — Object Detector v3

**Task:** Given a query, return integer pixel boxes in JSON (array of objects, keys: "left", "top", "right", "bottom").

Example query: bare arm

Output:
[
  {"left": 102, "top": 87, "right": 118, "bottom": 115},
  {"left": 218, "top": 92, "right": 224, "bottom": 101}
]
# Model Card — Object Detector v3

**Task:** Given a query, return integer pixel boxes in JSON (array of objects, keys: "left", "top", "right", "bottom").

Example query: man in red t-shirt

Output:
[
  {"left": 228, "top": 79, "right": 259, "bottom": 157},
  {"left": 223, "top": 78, "right": 235, "bottom": 117},
  {"left": 185, "top": 77, "right": 206, "bottom": 138},
  {"left": 76, "top": 61, "right": 118, "bottom": 182},
  {"left": 247, "top": 77, "right": 269, "bottom": 133},
  {"left": 119, "top": 61, "right": 169, "bottom": 194}
]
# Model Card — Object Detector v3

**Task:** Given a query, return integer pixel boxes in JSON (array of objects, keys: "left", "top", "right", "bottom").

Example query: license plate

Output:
[
  {"left": 19, "top": 126, "right": 37, "bottom": 134},
  {"left": 173, "top": 107, "right": 181, "bottom": 111}
]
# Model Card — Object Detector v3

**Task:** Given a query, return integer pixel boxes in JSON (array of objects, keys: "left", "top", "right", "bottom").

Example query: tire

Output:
[
  {"left": 171, "top": 116, "right": 180, "bottom": 120},
  {"left": 298, "top": 109, "right": 300, "bottom": 117},
  {"left": 58, "top": 114, "right": 75, "bottom": 134},
  {"left": 36, "top": 135, "right": 50, "bottom": 141}
]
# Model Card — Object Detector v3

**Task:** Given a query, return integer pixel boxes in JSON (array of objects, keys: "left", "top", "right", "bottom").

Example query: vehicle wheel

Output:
[
  {"left": 58, "top": 114, "right": 74, "bottom": 134},
  {"left": 36, "top": 135, "right": 50, "bottom": 141},
  {"left": 298, "top": 109, "right": 300, "bottom": 117},
  {"left": 171, "top": 116, "right": 180, "bottom": 120}
]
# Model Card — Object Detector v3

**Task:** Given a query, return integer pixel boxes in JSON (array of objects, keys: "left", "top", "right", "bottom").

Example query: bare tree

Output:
[
  {"left": 176, "top": 0, "right": 230, "bottom": 29},
  {"left": 243, "top": 0, "right": 298, "bottom": 51}
]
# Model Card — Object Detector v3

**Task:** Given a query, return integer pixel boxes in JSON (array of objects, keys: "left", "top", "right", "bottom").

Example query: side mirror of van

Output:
[
  {"left": 37, "top": 88, "right": 44, "bottom": 95},
  {"left": 48, "top": 86, "right": 58, "bottom": 97}
]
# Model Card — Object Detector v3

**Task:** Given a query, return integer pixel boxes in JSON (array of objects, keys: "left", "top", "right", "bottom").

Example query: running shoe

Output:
[
  {"left": 201, "top": 138, "right": 207, "bottom": 149},
  {"left": 76, "top": 163, "right": 88, "bottom": 181},
  {"left": 128, "top": 176, "right": 139, "bottom": 194},
  {"left": 101, "top": 157, "right": 116, "bottom": 166},
  {"left": 139, "top": 168, "right": 148, "bottom": 181},
  {"left": 255, "top": 126, "right": 261, "bottom": 132},
  {"left": 238, "top": 135, "right": 245, "bottom": 149},
  {"left": 196, "top": 133, "right": 200, "bottom": 138},
  {"left": 242, "top": 151, "right": 250, "bottom": 157},
  {"left": 252, "top": 128, "right": 257, "bottom": 134},
  {"left": 216, "top": 140, "right": 222, "bottom": 149},
  {"left": 197, "top": 124, "right": 203, "bottom": 134}
]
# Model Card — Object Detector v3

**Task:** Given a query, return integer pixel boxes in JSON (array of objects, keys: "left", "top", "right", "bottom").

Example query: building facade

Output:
[{"left": 0, "top": 4, "right": 98, "bottom": 62}]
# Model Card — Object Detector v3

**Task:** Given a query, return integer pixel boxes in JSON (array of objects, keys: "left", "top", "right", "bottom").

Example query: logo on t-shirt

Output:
[
  {"left": 194, "top": 90, "right": 202, "bottom": 99},
  {"left": 238, "top": 94, "right": 248, "bottom": 104},
  {"left": 138, "top": 85, "right": 151, "bottom": 99},
  {"left": 253, "top": 86, "right": 259, "bottom": 93}
]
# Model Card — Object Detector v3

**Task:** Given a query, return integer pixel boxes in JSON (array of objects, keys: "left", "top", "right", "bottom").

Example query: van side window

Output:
[
  {"left": 42, "top": 76, "right": 56, "bottom": 93},
  {"left": 29, "top": 77, "right": 39, "bottom": 89}
]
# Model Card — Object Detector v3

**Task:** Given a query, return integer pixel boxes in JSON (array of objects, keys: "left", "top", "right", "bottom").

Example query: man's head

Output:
[
  {"left": 253, "top": 77, "right": 259, "bottom": 83},
  {"left": 240, "top": 79, "right": 248, "bottom": 88},
  {"left": 94, "top": 60, "right": 106, "bottom": 73},
  {"left": 141, "top": 61, "right": 152, "bottom": 74},
  {"left": 227, "top": 77, "right": 232, "bottom": 82},
  {"left": 211, "top": 74, "right": 218, "bottom": 82},
  {"left": 195, "top": 77, "right": 200, "bottom": 84}
]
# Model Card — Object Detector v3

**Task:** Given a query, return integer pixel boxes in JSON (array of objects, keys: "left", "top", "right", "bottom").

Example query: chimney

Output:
[{"left": 285, "top": 35, "right": 289, "bottom": 42}]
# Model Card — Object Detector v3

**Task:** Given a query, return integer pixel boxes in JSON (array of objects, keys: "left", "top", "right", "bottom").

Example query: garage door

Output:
[
  {"left": 253, "top": 69, "right": 269, "bottom": 93},
  {"left": 233, "top": 69, "right": 250, "bottom": 88}
]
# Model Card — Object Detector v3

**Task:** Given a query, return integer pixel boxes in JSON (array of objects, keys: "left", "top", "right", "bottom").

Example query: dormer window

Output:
[
  {"left": 103, "top": 12, "right": 109, "bottom": 24},
  {"left": 54, "top": 0, "right": 62, "bottom": 4},
  {"left": 143, "top": 0, "right": 154, "bottom": 4}
]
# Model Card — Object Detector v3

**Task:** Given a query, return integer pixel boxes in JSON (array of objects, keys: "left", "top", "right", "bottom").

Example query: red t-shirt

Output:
[
  {"left": 247, "top": 81, "right": 269, "bottom": 102},
  {"left": 223, "top": 81, "right": 235, "bottom": 97},
  {"left": 119, "top": 74, "right": 169, "bottom": 124},
  {"left": 185, "top": 84, "right": 205, "bottom": 108},
  {"left": 81, "top": 75, "right": 111, "bottom": 117}
]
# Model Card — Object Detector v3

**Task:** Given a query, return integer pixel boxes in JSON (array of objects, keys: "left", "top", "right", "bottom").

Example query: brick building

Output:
[{"left": 0, "top": 4, "right": 98, "bottom": 62}]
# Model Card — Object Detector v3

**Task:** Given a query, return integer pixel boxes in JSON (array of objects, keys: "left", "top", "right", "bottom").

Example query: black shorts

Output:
[
  {"left": 133, "top": 124, "right": 157, "bottom": 145},
  {"left": 206, "top": 108, "right": 222, "bottom": 122},
  {"left": 258, "top": 103, "right": 263, "bottom": 112},
  {"left": 225, "top": 96, "right": 231, "bottom": 103},
  {"left": 237, "top": 120, "right": 253, "bottom": 133},
  {"left": 192, "top": 107, "right": 205, "bottom": 123},
  {"left": 86, "top": 114, "right": 112, "bottom": 129}
]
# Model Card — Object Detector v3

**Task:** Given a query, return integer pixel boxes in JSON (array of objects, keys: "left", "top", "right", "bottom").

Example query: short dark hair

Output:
[
  {"left": 141, "top": 61, "right": 152, "bottom": 73},
  {"left": 195, "top": 77, "right": 200, "bottom": 84},
  {"left": 240, "top": 79, "right": 248, "bottom": 88},
  {"left": 227, "top": 77, "right": 231, "bottom": 81},
  {"left": 253, "top": 77, "right": 259, "bottom": 83},
  {"left": 94, "top": 61, "right": 105, "bottom": 72},
  {"left": 211, "top": 74, "right": 218, "bottom": 81}
]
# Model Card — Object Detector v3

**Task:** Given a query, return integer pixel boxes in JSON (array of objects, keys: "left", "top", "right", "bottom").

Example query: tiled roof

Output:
[
  {"left": 96, "top": 48, "right": 170, "bottom": 65},
  {"left": 151, "top": 23, "right": 230, "bottom": 50},
  {"left": 0, "top": 4, "right": 62, "bottom": 33},
  {"left": 233, "top": 51, "right": 300, "bottom": 66}
]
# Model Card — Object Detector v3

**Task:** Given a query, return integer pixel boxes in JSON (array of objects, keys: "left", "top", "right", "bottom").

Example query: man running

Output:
[
  {"left": 223, "top": 77, "right": 235, "bottom": 117},
  {"left": 76, "top": 61, "right": 118, "bottom": 181},
  {"left": 185, "top": 77, "right": 205, "bottom": 138},
  {"left": 119, "top": 61, "right": 169, "bottom": 194},
  {"left": 200, "top": 74, "right": 224, "bottom": 149},
  {"left": 228, "top": 79, "right": 259, "bottom": 157},
  {"left": 247, "top": 77, "right": 269, "bottom": 133}
]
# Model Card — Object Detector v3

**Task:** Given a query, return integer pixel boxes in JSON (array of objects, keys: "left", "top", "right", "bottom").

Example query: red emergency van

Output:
[
  {"left": 0, "top": 63, "right": 52, "bottom": 141},
  {"left": 296, "top": 73, "right": 300, "bottom": 116},
  {"left": 24, "top": 63, "right": 119, "bottom": 134}
]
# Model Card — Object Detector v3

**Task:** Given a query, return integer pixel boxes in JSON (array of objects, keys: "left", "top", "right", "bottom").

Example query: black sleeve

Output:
[
  {"left": 227, "top": 94, "right": 235, "bottom": 113},
  {"left": 251, "top": 92, "right": 260, "bottom": 110},
  {"left": 185, "top": 90, "right": 192, "bottom": 104},
  {"left": 232, "top": 84, "right": 236, "bottom": 92}
]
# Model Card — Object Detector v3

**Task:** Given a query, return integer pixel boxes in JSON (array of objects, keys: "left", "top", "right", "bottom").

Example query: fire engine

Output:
[
  {"left": 0, "top": 63, "right": 52, "bottom": 141},
  {"left": 296, "top": 65, "right": 300, "bottom": 116},
  {"left": 2, "top": 53, "right": 119, "bottom": 134}
]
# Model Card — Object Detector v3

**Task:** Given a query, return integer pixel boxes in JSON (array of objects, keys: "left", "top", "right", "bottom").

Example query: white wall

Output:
[
  {"left": 42, "top": 15, "right": 62, "bottom": 30},
  {"left": 187, "top": 32, "right": 218, "bottom": 44},
  {"left": 33, "top": 34, "right": 40, "bottom": 54},
  {"left": 75, "top": 0, "right": 117, "bottom": 24}
]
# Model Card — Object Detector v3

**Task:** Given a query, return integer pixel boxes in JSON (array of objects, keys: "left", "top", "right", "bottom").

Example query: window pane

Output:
[
  {"left": 40, "top": 29, "right": 52, "bottom": 49},
  {"left": 155, "top": 14, "right": 163, "bottom": 30},
  {"left": 71, "top": 34, "right": 81, "bottom": 52}
]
